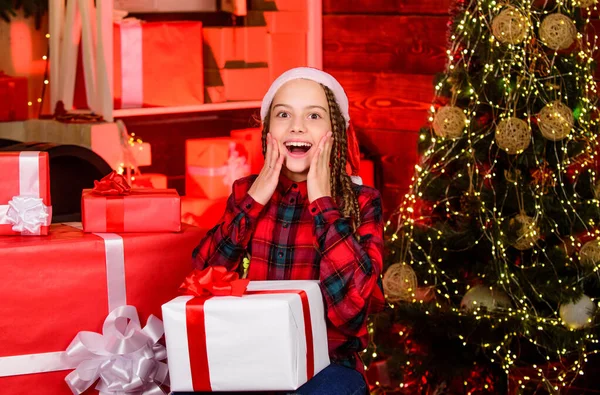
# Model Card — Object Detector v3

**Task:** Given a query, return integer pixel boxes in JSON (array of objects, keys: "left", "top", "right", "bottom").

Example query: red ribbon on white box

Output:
[
  {"left": 163, "top": 280, "right": 330, "bottom": 392},
  {"left": 0, "top": 223, "right": 168, "bottom": 394},
  {"left": 0, "top": 152, "right": 52, "bottom": 235}
]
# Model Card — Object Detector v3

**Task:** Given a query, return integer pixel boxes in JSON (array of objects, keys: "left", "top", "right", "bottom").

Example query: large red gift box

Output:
[
  {"left": 0, "top": 152, "right": 52, "bottom": 236},
  {"left": 82, "top": 188, "right": 181, "bottom": 233},
  {"left": 0, "top": 223, "right": 204, "bottom": 393},
  {"left": 0, "top": 72, "right": 28, "bottom": 121},
  {"left": 186, "top": 138, "right": 250, "bottom": 199},
  {"left": 74, "top": 21, "right": 204, "bottom": 109}
]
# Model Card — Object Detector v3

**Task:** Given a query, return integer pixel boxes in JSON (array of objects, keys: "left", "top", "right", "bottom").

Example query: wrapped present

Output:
[
  {"left": 231, "top": 127, "right": 264, "bottom": 174},
  {"left": 0, "top": 222, "right": 204, "bottom": 394},
  {"left": 203, "top": 27, "right": 267, "bottom": 69},
  {"left": 0, "top": 72, "right": 28, "bottom": 121},
  {"left": 267, "top": 32, "right": 306, "bottom": 81},
  {"left": 186, "top": 138, "right": 250, "bottom": 198},
  {"left": 131, "top": 173, "right": 168, "bottom": 189},
  {"left": 0, "top": 151, "right": 52, "bottom": 236},
  {"left": 74, "top": 21, "right": 204, "bottom": 109},
  {"left": 82, "top": 171, "right": 181, "bottom": 233},
  {"left": 247, "top": 10, "right": 308, "bottom": 33},
  {"left": 205, "top": 66, "right": 269, "bottom": 102},
  {"left": 162, "top": 267, "right": 330, "bottom": 392},
  {"left": 181, "top": 196, "right": 227, "bottom": 229}
]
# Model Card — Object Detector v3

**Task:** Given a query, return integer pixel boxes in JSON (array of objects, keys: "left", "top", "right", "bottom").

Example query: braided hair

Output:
[{"left": 261, "top": 84, "right": 361, "bottom": 229}]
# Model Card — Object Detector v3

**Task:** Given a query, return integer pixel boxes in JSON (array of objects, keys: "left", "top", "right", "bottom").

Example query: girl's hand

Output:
[
  {"left": 248, "top": 133, "right": 284, "bottom": 205},
  {"left": 307, "top": 131, "right": 333, "bottom": 204}
]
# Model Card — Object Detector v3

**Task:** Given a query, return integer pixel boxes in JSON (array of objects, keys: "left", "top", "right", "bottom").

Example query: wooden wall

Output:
[{"left": 322, "top": 0, "right": 452, "bottom": 214}]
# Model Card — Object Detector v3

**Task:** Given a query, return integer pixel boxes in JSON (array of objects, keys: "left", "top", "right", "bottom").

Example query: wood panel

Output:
[
  {"left": 358, "top": 128, "right": 418, "bottom": 185},
  {"left": 327, "top": 71, "right": 434, "bottom": 131},
  {"left": 323, "top": 15, "right": 448, "bottom": 74},
  {"left": 323, "top": 0, "right": 453, "bottom": 15}
]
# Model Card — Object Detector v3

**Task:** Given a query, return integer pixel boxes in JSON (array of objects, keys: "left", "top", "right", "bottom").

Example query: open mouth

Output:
[{"left": 284, "top": 141, "right": 313, "bottom": 156}]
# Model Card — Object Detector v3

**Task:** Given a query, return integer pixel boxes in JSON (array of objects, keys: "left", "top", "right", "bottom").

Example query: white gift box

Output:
[{"left": 162, "top": 280, "right": 330, "bottom": 392}]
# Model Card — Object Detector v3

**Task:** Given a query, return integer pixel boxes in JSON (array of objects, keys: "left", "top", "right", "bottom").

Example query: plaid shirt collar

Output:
[{"left": 277, "top": 174, "right": 308, "bottom": 198}]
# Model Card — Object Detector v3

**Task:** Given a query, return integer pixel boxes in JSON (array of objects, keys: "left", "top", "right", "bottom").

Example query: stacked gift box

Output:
[
  {"left": 182, "top": 128, "right": 263, "bottom": 229},
  {"left": 0, "top": 151, "right": 202, "bottom": 393},
  {"left": 0, "top": 149, "right": 331, "bottom": 393},
  {"left": 69, "top": 0, "right": 308, "bottom": 109}
]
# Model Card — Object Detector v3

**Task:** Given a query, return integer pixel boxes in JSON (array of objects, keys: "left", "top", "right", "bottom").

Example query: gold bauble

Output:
[
  {"left": 460, "top": 285, "right": 512, "bottom": 312},
  {"left": 537, "top": 101, "right": 573, "bottom": 141},
  {"left": 491, "top": 7, "right": 530, "bottom": 45},
  {"left": 539, "top": 13, "right": 577, "bottom": 50},
  {"left": 432, "top": 106, "right": 466, "bottom": 139},
  {"left": 495, "top": 118, "right": 531, "bottom": 154},
  {"left": 511, "top": 213, "right": 540, "bottom": 250},
  {"left": 579, "top": 239, "right": 600, "bottom": 267},
  {"left": 383, "top": 263, "right": 418, "bottom": 302}
]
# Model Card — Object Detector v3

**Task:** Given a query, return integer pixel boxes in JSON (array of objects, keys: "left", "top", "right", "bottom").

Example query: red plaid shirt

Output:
[{"left": 192, "top": 174, "right": 385, "bottom": 373}]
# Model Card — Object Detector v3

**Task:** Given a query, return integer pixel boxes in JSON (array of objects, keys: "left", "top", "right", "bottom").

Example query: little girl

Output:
[{"left": 188, "top": 67, "right": 384, "bottom": 395}]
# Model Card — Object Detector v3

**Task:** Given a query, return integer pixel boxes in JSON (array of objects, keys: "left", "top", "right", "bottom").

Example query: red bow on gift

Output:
[
  {"left": 93, "top": 171, "right": 132, "bottom": 196},
  {"left": 179, "top": 266, "right": 249, "bottom": 297}
]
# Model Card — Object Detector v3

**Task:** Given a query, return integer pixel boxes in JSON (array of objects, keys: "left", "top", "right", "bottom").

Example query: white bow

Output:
[
  {"left": 65, "top": 305, "right": 168, "bottom": 395},
  {"left": 4, "top": 195, "right": 50, "bottom": 234}
]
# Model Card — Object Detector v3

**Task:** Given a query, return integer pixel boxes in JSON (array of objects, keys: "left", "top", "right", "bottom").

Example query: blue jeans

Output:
[{"left": 172, "top": 363, "right": 367, "bottom": 395}]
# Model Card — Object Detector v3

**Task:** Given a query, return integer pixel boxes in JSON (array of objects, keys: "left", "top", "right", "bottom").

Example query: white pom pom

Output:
[{"left": 559, "top": 295, "right": 596, "bottom": 329}]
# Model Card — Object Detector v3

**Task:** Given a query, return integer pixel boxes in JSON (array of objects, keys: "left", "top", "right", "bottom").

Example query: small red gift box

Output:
[
  {"left": 0, "top": 152, "right": 52, "bottom": 236},
  {"left": 186, "top": 138, "right": 250, "bottom": 199},
  {"left": 0, "top": 223, "right": 204, "bottom": 394},
  {"left": 82, "top": 172, "right": 181, "bottom": 233},
  {"left": 0, "top": 72, "right": 28, "bottom": 121}
]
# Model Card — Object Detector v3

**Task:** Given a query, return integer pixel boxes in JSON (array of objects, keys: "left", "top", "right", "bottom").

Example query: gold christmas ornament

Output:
[
  {"left": 432, "top": 106, "right": 466, "bottom": 139},
  {"left": 579, "top": 239, "right": 600, "bottom": 267},
  {"left": 539, "top": 13, "right": 577, "bottom": 51},
  {"left": 383, "top": 263, "right": 418, "bottom": 302},
  {"left": 495, "top": 118, "right": 531, "bottom": 153},
  {"left": 559, "top": 295, "right": 595, "bottom": 329},
  {"left": 574, "top": 0, "right": 598, "bottom": 8},
  {"left": 537, "top": 101, "right": 573, "bottom": 141},
  {"left": 511, "top": 213, "right": 540, "bottom": 250},
  {"left": 460, "top": 285, "right": 512, "bottom": 312},
  {"left": 491, "top": 7, "right": 530, "bottom": 45}
]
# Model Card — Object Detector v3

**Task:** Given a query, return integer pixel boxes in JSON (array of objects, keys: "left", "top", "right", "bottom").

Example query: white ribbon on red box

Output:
[
  {"left": 0, "top": 152, "right": 52, "bottom": 235},
  {"left": 0, "top": 224, "right": 168, "bottom": 394}
]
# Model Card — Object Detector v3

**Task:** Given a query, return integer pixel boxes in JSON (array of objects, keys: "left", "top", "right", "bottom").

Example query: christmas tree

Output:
[{"left": 367, "top": 1, "right": 600, "bottom": 393}]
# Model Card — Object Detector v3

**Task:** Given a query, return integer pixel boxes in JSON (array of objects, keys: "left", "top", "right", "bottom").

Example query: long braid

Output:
[
  {"left": 322, "top": 85, "right": 361, "bottom": 229},
  {"left": 261, "top": 112, "right": 271, "bottom": 156}
]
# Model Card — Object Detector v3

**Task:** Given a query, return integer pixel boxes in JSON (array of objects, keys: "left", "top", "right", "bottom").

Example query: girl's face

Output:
[{"left": 269, "top": 79, "right": 331, "bottom": 182}]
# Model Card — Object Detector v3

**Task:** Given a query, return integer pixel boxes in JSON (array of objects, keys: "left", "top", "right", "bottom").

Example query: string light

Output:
[{"left": 369, "top": 0, "right": 600, "bottom": 392}]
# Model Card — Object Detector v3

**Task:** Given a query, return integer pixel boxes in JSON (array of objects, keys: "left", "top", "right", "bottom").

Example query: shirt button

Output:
[
  {"left": 245, "top": 203, "right": 251, "bottom": 209},
  {"left": 283, "top": 222, "right": 289, "bottom": 228},
  {"left": 278, "top": 251, "right": 284, "bottom": 258},
  {"left": 290, "top": 198, "right": 295, "bottom": 203},
  {"left": 292, "top": 183, "right": 298, "bottom": 189},
  {"left": 311, "top": 207, "right": 317, "bottom": 213}
]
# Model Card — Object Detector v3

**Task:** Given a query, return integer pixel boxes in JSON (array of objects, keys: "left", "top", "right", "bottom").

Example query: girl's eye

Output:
[
  {"left": 276, "top": 111, "right": 290, "bottom": 118},
  {"left": 308, "top": 113, "right": 321, "bottom": 120}
]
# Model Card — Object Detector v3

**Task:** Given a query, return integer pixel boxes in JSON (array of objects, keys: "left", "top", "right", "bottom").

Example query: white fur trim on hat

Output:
[{"left": 260, "top": 67, "right": 350, "bottom": 127}]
